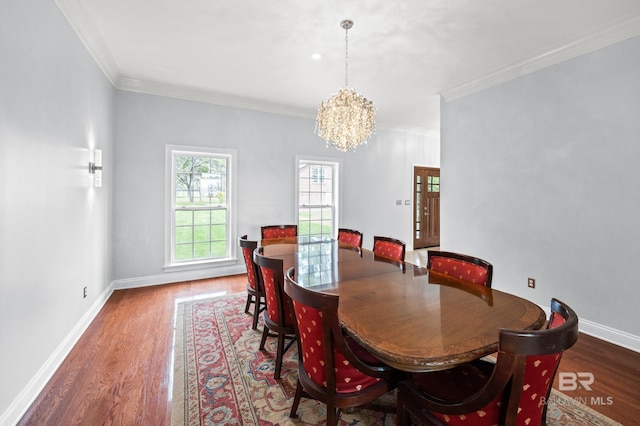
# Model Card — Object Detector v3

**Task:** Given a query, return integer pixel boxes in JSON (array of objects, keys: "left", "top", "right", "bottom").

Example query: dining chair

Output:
[
  {"left": 261, "top": 224, "right": 298, "bottom": 239},
  {"left": 373, "top": 236, "right": 406, "bottom": 262},
  {"left": 337, "top": 228, "right": 363, "bottom": 248},
  {"left": 239, "top": 235, "right": 265, "bottom": 330},
  {"left": 427, "top": 250, "right": 493, "bottom": 288},
  {"left": 397, "top": 298, "right": 579, "bottom": 426},
  {"left": 284, "top": 267, "right": 404, "bottom": 425},
  {"left": 253, "top": 247, "right": 296, "bottom": 379}
]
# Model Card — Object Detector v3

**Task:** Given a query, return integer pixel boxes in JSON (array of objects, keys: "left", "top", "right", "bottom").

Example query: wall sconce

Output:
[{"left": 89, "top": 149, "right": 103, "bottom": 187}]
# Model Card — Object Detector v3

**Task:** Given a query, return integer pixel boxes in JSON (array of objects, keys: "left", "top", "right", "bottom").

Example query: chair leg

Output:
[
  {"left": 259, "top": 325, "right": 269, "bottom": 350},
  {"left": 397, "top": 397, "right": 409, "bottom": 426},
  {"left": 244, "top": 293, "right": 252, "bottom": 314},
  {"left": 274, "top": 332, "right": 285, "bottom": 379},
  {"left": 326, "top": 402, "right": 337, "bottom": 426},
  {"left": 251, "top": 300, "right": 260, "bottom": 330},
  {"left": 289, "top": 378, "right": 303, "bottom": 418}
]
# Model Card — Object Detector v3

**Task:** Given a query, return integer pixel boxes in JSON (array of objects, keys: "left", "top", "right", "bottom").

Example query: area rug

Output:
[{"left": 171, "top": 293, "right": 620, "bottom": 425}]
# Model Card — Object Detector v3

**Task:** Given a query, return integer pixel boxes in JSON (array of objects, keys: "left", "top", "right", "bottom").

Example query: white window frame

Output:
[
  {"left": 296, "top": 156, "right": 341, "bottom": 239},
  {"left": 164, "top": 145, "right": 237, "bottom": 270}
]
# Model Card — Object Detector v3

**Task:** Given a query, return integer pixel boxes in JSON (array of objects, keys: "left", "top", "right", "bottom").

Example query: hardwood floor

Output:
[
  {"left": 18, "top": 275, "right": 246, "bottom": 426},
  {"left": 18, "top": 274, "right": 640, "bottom": 425},
  {"left": 552, "top": 332, "right": 640, "bottom": 425}
]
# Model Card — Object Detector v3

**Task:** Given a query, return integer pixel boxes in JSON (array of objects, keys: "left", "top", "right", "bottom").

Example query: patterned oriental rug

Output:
[{"left": 171, "top": 293, "right": 620, "bottom": 425}]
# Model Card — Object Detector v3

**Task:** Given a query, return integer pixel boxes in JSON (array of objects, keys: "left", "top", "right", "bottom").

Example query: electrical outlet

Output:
[
  {"left": 83, "top": 286, "right": 87, "bottom": 298},
  {"left": 527, "top": 278, "right": 535, "bottom": 289}
]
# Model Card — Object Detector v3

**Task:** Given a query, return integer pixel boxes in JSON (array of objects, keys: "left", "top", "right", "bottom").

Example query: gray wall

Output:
[
  {"left": 13, "top": 0, "right": 640, "bottom": 421},
  {"left": 0, "top": 0, "right": 114, "bottom": 422},
  {"left": 441, "top": 35, "right": 640, "bottom": 348},
  {"left": 0, "top": 2, "right": 437, "bottom": 420},
  {"left": 113, "top": 91, "right": 439, "bottom": 285}
]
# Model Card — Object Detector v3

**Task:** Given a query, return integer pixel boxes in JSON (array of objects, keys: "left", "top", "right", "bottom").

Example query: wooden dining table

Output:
[{"left": 261, "top": 237, "right": 546, "bottom": 373}]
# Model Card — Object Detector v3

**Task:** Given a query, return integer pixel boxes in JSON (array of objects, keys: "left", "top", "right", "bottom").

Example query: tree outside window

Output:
[{"left": 168, "top": 147, "right": 235, "bottom": 265}]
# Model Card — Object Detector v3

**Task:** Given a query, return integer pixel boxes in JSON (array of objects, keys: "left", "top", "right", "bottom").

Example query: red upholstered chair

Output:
[
  {"left": 261, "top": 224, "right": 298, "bottom": 239},
  {"left": 373, "top": 236, "right": 406, "bottom": 262},
  {"left": 239, "top": 235, "right": 265, "bottom": 330},
  {"left": 397, "top": 298, "right": 579, "bottom": 426},
  {"left": 253, "top": 247, "right": 296, "bottom": 379},
  {"left": 427, "top": 251, "right": 493, "bottom": 288},
  {"left": 284, "top": 267, "right": 404, "bottom": 425},
  {"left": 338, "top": 228, "right": 363, "bottom": 248}
]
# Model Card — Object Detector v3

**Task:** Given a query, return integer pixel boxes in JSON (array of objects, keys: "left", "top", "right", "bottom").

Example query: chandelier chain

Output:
[
  {"left": 344, "top": 25, "right": 349, "bottom": 87},
  {"left": 316, "top": 19, "right": 375, "bottom": 152}
]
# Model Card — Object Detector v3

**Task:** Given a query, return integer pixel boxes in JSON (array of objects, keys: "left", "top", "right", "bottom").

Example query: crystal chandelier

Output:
[{"left": 316, "top": 20, "right": 376, "bottom": 152}]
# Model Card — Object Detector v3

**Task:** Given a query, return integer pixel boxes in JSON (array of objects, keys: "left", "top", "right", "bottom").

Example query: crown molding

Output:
[
  {"left": 376, "top": 122, "right": 433, "bottom": 135},
  {"left": 116, "top": 77, "right": 432, "bottom": 134},
  {"left": 116, "top": 76, "right": 319, "bottom": 119},
  {"left": 440, "top": 14, "right": 640, "bottom": 101},
  {"left": 55, "top": 0, "right": 120, "bottom": 86},
  {"left": 59, "top": 0, "right": 638, "bottom": 131},
  {"left": 55, "top": 0, "right": 429, "bottom": 134}
]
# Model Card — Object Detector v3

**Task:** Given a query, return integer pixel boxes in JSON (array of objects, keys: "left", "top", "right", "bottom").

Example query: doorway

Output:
[{"left": 413, "top": 167, "right": 440, "bottom": 249}]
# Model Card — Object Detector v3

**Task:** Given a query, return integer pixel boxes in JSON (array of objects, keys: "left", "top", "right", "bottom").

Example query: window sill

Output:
[{"left": 163, "top": 257, "right": 238, "bottom": 272}]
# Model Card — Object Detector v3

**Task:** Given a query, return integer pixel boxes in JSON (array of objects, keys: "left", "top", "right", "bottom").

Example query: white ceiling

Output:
[{"left": 56, "top": 0, "right": 640, "bottom": 134}]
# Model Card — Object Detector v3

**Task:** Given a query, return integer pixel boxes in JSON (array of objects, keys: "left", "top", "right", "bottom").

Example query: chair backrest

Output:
[
  {"left": 239, "top": 235, "right": 261, "bottom": 291},
  {"left": 261, "top": 224, "right": 298, "bottom": 239},
  {"left": 373, "top": 236, "right": 406, "bottom": 262},
  {"left": 497, "top": 298, "right": 579, "bottom": 425},
  {"left": 427, "top": 250, "right": 493, "bottom": 288},
  {"left": 253, "top": 247, "right": 293, "bottom": 326},
  {"left": 405, "top": 298, "right": 578, "bottom": 426},
  {"left": 338, "top": 228, "right": 363, "bottom": 248},
  {"left": 283, "top": 268, "right": 387, "bottom": 396}
]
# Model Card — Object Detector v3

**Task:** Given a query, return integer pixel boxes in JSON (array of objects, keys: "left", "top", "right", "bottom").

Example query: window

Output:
[
  {"left": 311, "top": 166, "right": 325, "bottom": 183},
  {"left": 166, "top": 146, "right": 236, "bottom": 267},
  {"left": 297, "top": 158, "right": 339, "bottom": 239}
]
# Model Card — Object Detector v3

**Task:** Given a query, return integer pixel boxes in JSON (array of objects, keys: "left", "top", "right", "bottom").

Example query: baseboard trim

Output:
[
  {"left": 4, "top": 275, "right": 635, "bottom": 426},
  {"left": 113, "top": 264, "right": 246, "bottom": 290},
  {"left": 0, "top": 281, "right": 116, "bottom": 426},
  {"left": 1, "top": 266, "right": 245, "bottom": 426},
  {"left": 578, "top": 318, "right": 640, "bottom": 353},
  {"left": 540, "top": 305, "right": 640, "bottom": 353}
]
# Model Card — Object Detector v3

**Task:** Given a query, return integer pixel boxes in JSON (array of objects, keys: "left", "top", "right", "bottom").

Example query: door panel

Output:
[{"left": 413, "top": 167, "right": 440, "bottom": 249}]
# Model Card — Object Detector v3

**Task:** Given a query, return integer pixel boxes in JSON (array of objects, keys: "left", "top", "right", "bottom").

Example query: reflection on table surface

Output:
[
  {"left": 262, "top": 237, "right": 401, "bottom": 289},
  {"left": 262, "top": 237, "right": 546, "bottom": 372}
]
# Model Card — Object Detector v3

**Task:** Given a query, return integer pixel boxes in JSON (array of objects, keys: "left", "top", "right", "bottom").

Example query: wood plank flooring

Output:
[
  {"left": 18, "top": 275, "right": 246, "bottom": 426},
  {"left": 552, "top": 332, "right": 640, "bottom": 425},
  {"left": 18, "top": 274, "right": 640, "bottom": 425}
]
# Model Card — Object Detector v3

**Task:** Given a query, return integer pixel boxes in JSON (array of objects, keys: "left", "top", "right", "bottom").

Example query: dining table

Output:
[{"left": 261, "top": 236, "right": 546, "bottom": 373}]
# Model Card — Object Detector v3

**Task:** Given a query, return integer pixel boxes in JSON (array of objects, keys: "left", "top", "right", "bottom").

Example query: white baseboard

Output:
[
  {"left": 1, "top": 266, "right": 246, "bottom": 426},
  {"left": 578, "top": 318, "right": 640, "bottom": 353},
  {"left": 539, "top": 305, "right": 640, "bottom": 353},
  {"left": 0, "top": 281, "right": 116, "bottom": 426},
  {"left": 4, "top": 274, "right": 635, "bottom": 426},
  {"left": 113, "top": 264, "right": 246, "bottom": 290},
  {"left": 0, "top": 263, "right": 246, "bottom": 425}
]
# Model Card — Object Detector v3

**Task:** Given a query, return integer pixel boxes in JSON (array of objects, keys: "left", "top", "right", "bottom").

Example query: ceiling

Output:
[{"left": 56, "top": 0, "right": 640, "bottom": 134}]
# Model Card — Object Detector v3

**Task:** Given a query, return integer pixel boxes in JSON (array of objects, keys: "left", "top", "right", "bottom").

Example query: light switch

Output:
[{"left": 396, "top": 200, "right": 402, "bottom": 205}]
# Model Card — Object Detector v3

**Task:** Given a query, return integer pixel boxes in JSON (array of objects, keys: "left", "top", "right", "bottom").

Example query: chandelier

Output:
[{"left": 316, "top": 20, "right": 376, "bottom": 152}]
